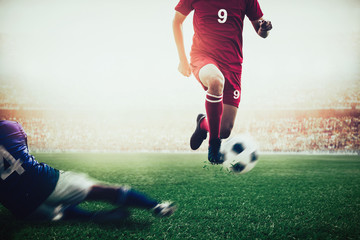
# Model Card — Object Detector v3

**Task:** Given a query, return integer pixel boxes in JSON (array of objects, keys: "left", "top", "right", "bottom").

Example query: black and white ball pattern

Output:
[{"left": 221, "top": 135, "right": 259, "bottom": 174}]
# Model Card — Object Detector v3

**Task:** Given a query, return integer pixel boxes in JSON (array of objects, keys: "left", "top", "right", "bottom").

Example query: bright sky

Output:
[{"left": 0, "top": 0, "right": 359, "bottom": 112}]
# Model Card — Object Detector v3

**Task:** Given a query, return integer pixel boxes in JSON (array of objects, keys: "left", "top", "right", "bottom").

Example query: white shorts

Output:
[{"left": 29, "top": 171, "right": 95, "bottom": 221}]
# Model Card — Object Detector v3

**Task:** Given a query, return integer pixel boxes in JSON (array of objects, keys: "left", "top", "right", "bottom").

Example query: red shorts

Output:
[{"left": 190, "top": 54, "right": 242, "bottom": 108}]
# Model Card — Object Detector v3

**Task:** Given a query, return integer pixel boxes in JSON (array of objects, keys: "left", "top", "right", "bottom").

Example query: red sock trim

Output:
[{"left": 205, "top": 92, "right": 223, "bottom": 141}]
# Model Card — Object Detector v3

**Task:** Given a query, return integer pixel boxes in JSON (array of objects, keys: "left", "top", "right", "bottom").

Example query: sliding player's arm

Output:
[
  {"left": 251, "top": 17, "right": 272, "bottom": 38},
  {"left": 173, "top": 11, "right": 191, "bottom": 77}
]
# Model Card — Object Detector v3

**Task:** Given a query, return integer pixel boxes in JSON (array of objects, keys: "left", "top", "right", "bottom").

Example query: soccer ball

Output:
[{"left": 221, "top": 135, "right": 259, "bottom": 174}]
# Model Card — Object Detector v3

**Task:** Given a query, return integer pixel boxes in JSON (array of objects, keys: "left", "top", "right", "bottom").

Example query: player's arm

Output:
[
  {"left": 251, "top": 17, "right": 272, "bottom": 38},
  {"left": 173, "top": 11, "right": 191, "bottom": 77}
]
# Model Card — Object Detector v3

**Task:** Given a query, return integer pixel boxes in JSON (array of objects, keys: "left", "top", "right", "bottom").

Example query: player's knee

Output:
[{"left": 207, "top": 75, "right": 224, "bottom": 95}]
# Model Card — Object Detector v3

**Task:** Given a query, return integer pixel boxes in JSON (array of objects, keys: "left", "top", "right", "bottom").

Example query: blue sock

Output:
[
  {"left": 118, "top": 188, "right": 158, "bottom": 209},
  {"left": 63, "top": 205, "right": 94, "bottom": 220}
]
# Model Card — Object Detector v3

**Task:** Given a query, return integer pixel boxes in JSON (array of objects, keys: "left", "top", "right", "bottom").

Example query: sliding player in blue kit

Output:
[{"left": 0, "top": 120, "right": 176, "bottom": 222}]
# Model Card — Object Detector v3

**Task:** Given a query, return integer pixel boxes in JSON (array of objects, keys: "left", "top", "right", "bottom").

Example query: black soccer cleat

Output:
[
  {"left": 208, "top": 138, "right": 224, "bottom": 164},
  {"left": 190, "top": 114, "right": 208, "bottom": 150}
]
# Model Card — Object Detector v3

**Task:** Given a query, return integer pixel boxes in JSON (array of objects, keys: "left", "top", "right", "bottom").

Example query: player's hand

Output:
[
  {"left": 259, "top": 20, "right": 272, "bottom": 32},
  {"left": 178, "top": 61, "right": 191, "bottom": 77}
]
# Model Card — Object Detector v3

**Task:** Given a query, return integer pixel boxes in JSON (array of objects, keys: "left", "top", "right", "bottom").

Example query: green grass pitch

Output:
[{"left": 1, "top": 153, "right": 359, "bottom": 240}]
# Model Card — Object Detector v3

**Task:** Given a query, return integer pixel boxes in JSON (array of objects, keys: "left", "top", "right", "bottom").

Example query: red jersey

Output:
[{"left": 175, "top": 0, "right": 263, "bottom": 73}]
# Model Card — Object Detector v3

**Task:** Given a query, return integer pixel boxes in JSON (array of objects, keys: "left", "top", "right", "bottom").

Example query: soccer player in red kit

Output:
[{"left": 173, "top": 0, "right": 272, "bottom": 163}]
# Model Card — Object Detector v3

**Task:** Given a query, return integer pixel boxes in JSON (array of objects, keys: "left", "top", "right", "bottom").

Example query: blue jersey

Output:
[{"left": 0, "top": 120, "right": 59, "bottom": 218}]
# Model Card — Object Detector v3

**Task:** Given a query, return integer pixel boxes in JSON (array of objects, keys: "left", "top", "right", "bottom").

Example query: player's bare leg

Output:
[
  {"left": 87, "top": 185, "right": 158, "bottom": 209},
  {"left": 85, "top": 185, "right": 176, "bottom": 218},
  {"left": 198, "top": 64, "right": 225, "bottom": 164},
  {"left": 49, "top": 183, "right": 176, "bottom": 222},
  {"left": 220, "top": 104, "right": 238, "bottom": 139},
  {"left": 63, "top": 185, "right": 176, "bottom": 221},
  {"left": 61, "top": 185, "right": 144, "bottom": 222},
  {"left": 199, "top": 64, "right": 224, "bottom": 96}
]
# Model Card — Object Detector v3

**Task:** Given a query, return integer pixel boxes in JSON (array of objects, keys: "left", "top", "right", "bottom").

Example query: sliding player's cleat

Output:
[{"left": 152, "top": 202, "right": 177, "bottom": 217}]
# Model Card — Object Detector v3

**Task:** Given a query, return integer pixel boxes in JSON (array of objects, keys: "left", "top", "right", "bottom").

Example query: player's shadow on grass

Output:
[
  {"left": 0, "top": 213, "right": 22, "bottom": 240},
  {"left": 86, "top": 218, "right": 153, "bottom": 230},
  {"left": 0, "top": 213, "right": 152, "bottom": 240},
  {"left": 49, "top": 218, "right": 154, "bottom": 233}
]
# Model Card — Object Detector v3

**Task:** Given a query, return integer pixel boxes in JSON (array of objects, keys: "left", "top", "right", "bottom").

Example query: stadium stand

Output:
[{"left": 1, "top": 81, "right": 359, "bottom": 153}]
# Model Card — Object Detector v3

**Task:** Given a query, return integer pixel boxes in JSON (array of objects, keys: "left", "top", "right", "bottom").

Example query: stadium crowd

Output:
[
  {"left": 243, "top": 116, "right": 359, "bottom": 152},
  {"left": 1, "top": 114, "right": 358, "bottom": 153},
  {"left": 1, "top": 81, "right": 359, "bottom": 153}
]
